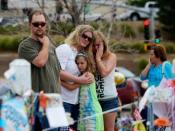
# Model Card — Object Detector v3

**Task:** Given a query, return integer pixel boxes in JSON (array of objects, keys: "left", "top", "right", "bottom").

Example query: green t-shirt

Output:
[{"left": 18, "top": 37, "right": 61, "bottom": 93}]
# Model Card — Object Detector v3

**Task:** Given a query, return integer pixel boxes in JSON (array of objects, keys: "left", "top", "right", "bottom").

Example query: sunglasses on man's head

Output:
[
  {"left": 81, "top": 34, "right": 93, "bottom": 42},
  {"left": 32, "top": 22, "right": 46, "bottom": 27}
]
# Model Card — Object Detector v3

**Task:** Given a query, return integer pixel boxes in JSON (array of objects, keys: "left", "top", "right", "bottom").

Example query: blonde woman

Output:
[
  {"left": 55, "top": 25, "right": 94, "bottom": 130},
  {"left": 90, "top": 30, "right": 118, "bottom": 131}
]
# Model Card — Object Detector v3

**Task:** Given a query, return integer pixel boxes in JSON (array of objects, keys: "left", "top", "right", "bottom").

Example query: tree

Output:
[
  {"left": 58, "top": 0, "right": 88, "bottom": 26},
  {"left": 56, "top": 1, "right": 63, "bottom": 14},
  {"left": 1, "top": 0, "right": 8, "bottom": 10},
  {"left": 156, "top": 0, "right": 175, "bottom": 39}
]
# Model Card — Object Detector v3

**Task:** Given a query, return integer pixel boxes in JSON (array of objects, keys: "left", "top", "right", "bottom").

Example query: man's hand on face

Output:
[{"left": 38, "top": 35, "right": 49, "bottom": 47}]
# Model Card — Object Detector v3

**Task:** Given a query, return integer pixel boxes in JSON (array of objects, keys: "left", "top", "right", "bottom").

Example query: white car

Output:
[
  {"left": 116, "top": 1, "right": 159, "bottom": 21},
  {"left": 0, "top": 17, "right": 18, "bottom": 27},
  {"left": 59, "top": 13, "right": 72, "bottom": 22},
  {"left": 59, "top": 12, "right": 101, "bottom": 22},
  {"left": 80, "top": 12, "right": 101, "bottom": 21},
  {"left": 0, "top": 17, "right": 3, "bottom": 23}
]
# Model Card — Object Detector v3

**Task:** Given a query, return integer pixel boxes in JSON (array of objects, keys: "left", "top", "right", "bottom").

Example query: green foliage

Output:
[
  {"left": 53, "top": 35, "right": 65, "bottom": 46},
  {"left": 0, "top": 35, "right": 66, "bottom": 51},
  {"left": 0, "top": 26, "right": 17, "bottom": 34},
  {"left": 130, "top": 42, "right": 145, "bottom": 53},
  {"left": 0, "top": 35, "right": 22, "bottom": 51},
  {"left": 138, "top": 24, "right": 144, "bottom": 34},
  {"left": 165, "top": 43, "right": 175, "bottom": 54},
  {"left": 98, "top": 21, "right": 110, "bottom": 34},
  {"left": 0, "top": 26, "right": 8, "bottom": 34},
  {"left": 109, "top": 41, "right": 130, "bottom": 54},
  {"left": 89, "top": 21, "right": 100, "bottom": 30},
  {"left": 50, "top": 22, "right": 74, "bottom": 36},
  {"left": 120, "top": 24, "right": 136, "bottom": 38},
  {"left": 0, "top": 25, "right": 29, "bottom": 35},
  {"left": 138, "top": 58, "right": 148, "bottom": 72},
  {"left": 109, "top": 40, "right": 146, "bottom": 53},
  {"left": 111, "top": 22, "right": 119, "bottom": 35}
]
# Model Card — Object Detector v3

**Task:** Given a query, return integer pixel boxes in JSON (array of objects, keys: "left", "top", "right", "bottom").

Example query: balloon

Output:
[{"left": 114, "top": 72, "right": 125, "bottom": 85}]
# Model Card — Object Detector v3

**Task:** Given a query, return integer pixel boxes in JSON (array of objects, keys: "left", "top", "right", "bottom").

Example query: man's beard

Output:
[{"left": 35, "top": 30, "right": 45, "bottom": 38}]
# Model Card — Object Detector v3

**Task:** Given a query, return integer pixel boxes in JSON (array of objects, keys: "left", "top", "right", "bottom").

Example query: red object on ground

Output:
[
  {"left": 117, "top": 78, "right": 140, "bottom": 104},
  {"left": 154, "top": 118, "right": 171, "bottom": 127}
]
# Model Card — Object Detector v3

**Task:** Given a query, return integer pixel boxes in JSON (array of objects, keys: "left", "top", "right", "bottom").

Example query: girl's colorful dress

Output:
[{"left": 78, "top": 81, "right": 104, "bottom": 131}]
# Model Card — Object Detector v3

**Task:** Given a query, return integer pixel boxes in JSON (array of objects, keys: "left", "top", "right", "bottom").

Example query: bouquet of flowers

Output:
[{"left": 116, "top": 116, "right": 133, "bottom": 131}]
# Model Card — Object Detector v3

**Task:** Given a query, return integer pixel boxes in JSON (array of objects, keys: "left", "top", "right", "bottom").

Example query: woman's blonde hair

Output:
[
  {"left": 87, "top": 30, "right": 111, "bottom": 74},
  {"left": 65, "top": 24, "right": 95, "bottom": 73},
  {"left": 94, "top": 30, "right": 110, "bottom": 58},
  {"left": 64, "top": 24, "right": 94, "bottom": 50}
]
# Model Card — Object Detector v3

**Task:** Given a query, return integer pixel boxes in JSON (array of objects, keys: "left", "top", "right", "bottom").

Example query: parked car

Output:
[
  {"left": 116, "top": 1, "right": 159, "bottom": 21},
  {"left": 115, "top": 67, "right": 143, "bottom": 105},
  {"left": 58, "top": 12, "right": 102, "bottom": 22},
  {"left": 80, "top": 12, "right": 101, "bottom": 21},
  {"left": 0, "top": 17, "right": 18, "bottom": 27}
]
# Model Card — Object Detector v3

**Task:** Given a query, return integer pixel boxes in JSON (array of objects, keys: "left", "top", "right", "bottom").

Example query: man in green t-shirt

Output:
[{"left": 18, "top": 10, "right": 61, "bottom": 93}]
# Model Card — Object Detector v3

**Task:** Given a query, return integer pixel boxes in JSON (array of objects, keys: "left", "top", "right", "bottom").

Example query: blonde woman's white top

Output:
[{"left": 55, "top": 44, "right": 80, "bottom": 104}]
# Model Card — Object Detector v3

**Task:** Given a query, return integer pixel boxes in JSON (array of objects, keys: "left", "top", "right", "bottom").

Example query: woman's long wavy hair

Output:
[
  {"left": 94, "top": 30, "right": 110, "bottom": 58},
  {"left": 65, "top": 24, "right": 95, "bottom": 73},
  {"left": 87, "top": 30, "right": 111, "bottom": 74},
  {"left": 64, "top": 24, "right": 94, "bottom": 50}
]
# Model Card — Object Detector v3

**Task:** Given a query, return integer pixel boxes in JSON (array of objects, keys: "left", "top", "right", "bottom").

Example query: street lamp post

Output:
[
  {"left": 0, "top": 0, "right": 1, "bottom": 11},
  {"left": 149, "top": 7, "right": 155, "bottom": 41},
  {"left": 83, "top": 0, "right": 90, "bottom": 24},
  {"left": 42, "top": 0, "right": 45, "bottom": 12},
  {"left": 83, "top": 2, "right": 86, "bottom": 24}
]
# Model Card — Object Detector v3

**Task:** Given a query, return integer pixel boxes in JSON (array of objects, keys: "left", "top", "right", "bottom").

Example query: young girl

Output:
[{"left": 75, "top": 52, "right": 104, "bottom": 131}]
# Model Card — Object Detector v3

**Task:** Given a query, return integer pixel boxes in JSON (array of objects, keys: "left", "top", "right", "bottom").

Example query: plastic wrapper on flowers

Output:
[
  {"left": 139, "top": 79, "right": 175, "bottom": 130},
  {"left": 0, "top": 79, "right": 13, "bottom": 101},
  {"left": 139, "top": 84, "right": 174, "bottom": 112},
  {"left": 0, "top": 79, "right": 32, "bottom": 131},
  {"left": 150, "top": 87, "right": 173, "bottom": 103},
  {"left": 0, "top": 79, "right": 34, "bottom": 131}
]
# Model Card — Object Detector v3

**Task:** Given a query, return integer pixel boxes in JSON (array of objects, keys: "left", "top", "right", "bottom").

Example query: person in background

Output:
[
  {"left": 55, "top": 25, "right": 94, "bottom": 130},
  {"left": 89, "top": 30, "right": 118, "bottom": 131},
  {"left": 140, "top": 44, "right": 174, "bottom": 129},
  {"left": 18, "top": 9, "right": 61, "bottom": 94},
  {"left": 140, "top": 44, "right": 174, "bottom": 87}
]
